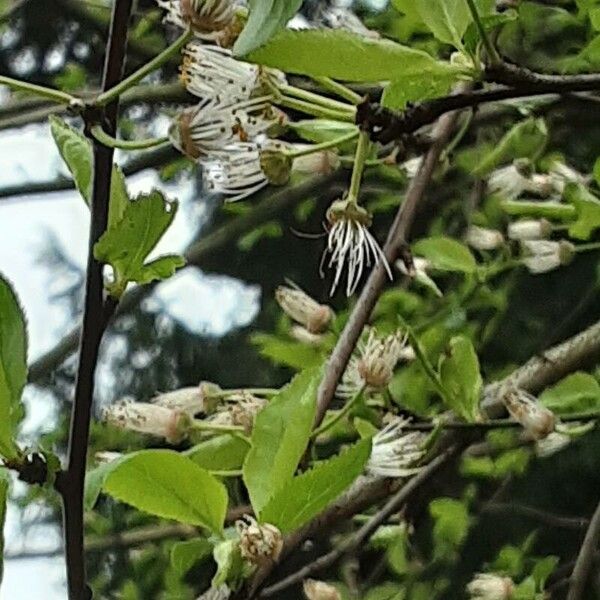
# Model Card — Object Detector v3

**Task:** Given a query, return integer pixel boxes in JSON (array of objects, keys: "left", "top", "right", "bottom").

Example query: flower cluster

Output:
[{"left": 236, "top": 515, "right": 283, "bottom": 567}]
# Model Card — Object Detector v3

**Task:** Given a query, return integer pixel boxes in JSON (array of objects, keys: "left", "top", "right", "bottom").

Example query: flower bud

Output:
[
  {"left": 465, "top": 226, "right": 504, "bottom": 251},
  {"left": 507, "top": 219, "right": 552, "bottom": 241},
  {"left": 102, "top": 401, "right": 191, "bottom": 444},
  {"left": 292, "top": 150, "right": 341, "bottom": 176},
  {"left": 152, "top": 384, "right": 217, "bottom": 417},
  {"left": 275, "top": 286, "right": 333, "bottom": 333},
  {"left": 236, "top": 516, "right": 283, "bottom": 566},
  {"left": 290, "top": 325, "right": 324, "bottom": 346},
  {"left": 521, "top": 239, "right": 575, "bottom": 274},
  {"left": 502, "top": 388, "right": 555, "bottom": 439},
  {"left": 488, "top": 162, "right": 532, "bottom": 199},
  {"left": 303, "top": 579, "right": 341, "bottom": 600},
  {"left": 467, "top": 573, "right": 514, "bottom": 600}
]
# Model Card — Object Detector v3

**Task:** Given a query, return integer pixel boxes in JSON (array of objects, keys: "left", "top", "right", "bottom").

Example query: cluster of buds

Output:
[
  {"left": 501, "top": 387, "right": 556, "bottom": 440},
  {"left": 275, "top": 285, "right": 333, "bottom": 335},
  {"left": 467, "top": 573, "right": 515, "bottom": 600},
  {"left": 366, "top": 416, "right": 426, "bottom": 478},
  {"left": 236, "top": 516, "right": 283, "bottom": 567},
  {"left": 303, "top": 579, "right": 341, "bottom": 600},
  {"left": 338, "top": 329, "right": 411, "bottom": 398}
]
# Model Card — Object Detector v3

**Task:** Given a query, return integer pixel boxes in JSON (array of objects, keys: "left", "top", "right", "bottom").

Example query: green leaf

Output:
[
  {"left": 382, "top": 74, "right": 457, "bottom": 109},
  {"left": 243, "top": 368, "right": 320, "bottom": 515},
  {"left": 212, "top": 539, "right": 245, "bottom": 588},
  {"left": 186, "top": 435, "right": 250, "bottom": 472},
  {"left": 109, "top": 165, "right": 130, "bottom": 229},
  {"left": 233, "top": 0, "right": 303, "bottom": 56},
  {"left": 439, "top": 336, "right": 482, "bottom": 422},
  {"left": 414, "top": 0, "right": 472, "bottom": 49},
  {"left": 170, "top": 539, "right": 213, "bottom": 576},
  {"left": 103, "top": 450, "right": 228, "bottom": 534},
  {"left": 413, "top": 236, "right": 477, "bottom": 273},
  {"left": 473, "top": 118, "right": 548, "bottom": 176},
  {"left": 94, "top": 190, "right": 185, "bottom": 297},
  {"left": 246, "top": 29, "right": 462, "bottom": 82},
  {"left": 429, "top": 497, "right": 471, "bottom": 560},
  {"left": 594, "top": 156, "right": 600, "bottom": 186},
  {"left": 251, "top": 333, "right": 324, "bottom": 369},
  {"left": 260, "top": 438, "right": 372, "bottom": 532},
  {"left": 464, "top": 10, "right": 517, "bottom": 55},
  {"left": 531, "top": 556, "right": 559, "bottom": 590},
  {"left": 289, "top": 120, "right": 358, "bottom": 144},
  {"left": 0, "top": 276, "right": 27, "bottom": 460},
  {"left": 84, "top": 458, "right": 125, "bottom": 511},
  {"left": 539, "top": 372, "right": 600, "bottom": 415},
  {"left": 564, "top": 183, "right": 600, "bottom": 240},
  {"left": 0, "top": 470, "right": 8, "bottom": 585}
]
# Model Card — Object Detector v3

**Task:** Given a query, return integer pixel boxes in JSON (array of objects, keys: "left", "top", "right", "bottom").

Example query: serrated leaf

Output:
[
  {"left": 414, "top": 0, "right": 473, "bottom": 49},
  {"left": 94, "top": 190, "right": 185, "bottom": 297},
  {"left": 539, "top": 372, "right": 600, "bottom": 415},
  {"left": 260, "top": 438, "right": 371, "bottom": 532},
  {"left": 243, "top": 368, "right": 320, "bottom": 515},
  {"left": 0, "top": 470, "right": 7, "bottom": 585},
  {"left": 186, "top": 435, "right": 250, "bottom": 471},
  {"left": 170, "top": 539, "right": 213, "bottom": 576},
  {"left": 233, "top": 0, "right": 302, "bottom": 56},
  {"left": 0, "top": 276, "right": 27, "bottom": 460},
  {"left": 564, "top": 183, "right": 600, "bottom": 240},
  {"left": 473, "top": 118, "right": 548, "bottom": 176},
  {"left": 413, "top": 237, "right": 477, "bottom": 273},
  {"left": 246, "top": 29, "right": 462, "bottom": 82},
  {"left": 439, "top": 336, "right": 482, "bottom": 422},
  {"left": 103, "top": 450, "right": 228, "bottom": 534}
]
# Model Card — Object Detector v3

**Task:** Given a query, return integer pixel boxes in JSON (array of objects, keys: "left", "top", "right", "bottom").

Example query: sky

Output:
[{"left": 0, "top": 121, "right": 260, "bottom": 598}]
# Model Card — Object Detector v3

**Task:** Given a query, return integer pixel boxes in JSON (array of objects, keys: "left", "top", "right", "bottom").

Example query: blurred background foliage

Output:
[{"left": 3, "top": 0, "right": 600, "bottom": 598}]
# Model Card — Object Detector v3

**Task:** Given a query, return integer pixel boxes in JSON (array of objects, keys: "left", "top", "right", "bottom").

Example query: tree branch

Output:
[
  {"left": 56, "top": 2, "right": 133, "bottom": 598},
  {"left": 482, "top": 502, "right": 590, "bottom": 530}
]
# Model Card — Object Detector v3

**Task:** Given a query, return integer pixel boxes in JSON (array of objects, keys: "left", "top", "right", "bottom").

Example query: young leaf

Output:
[
  {"left": 103, "top": 450, "right": 228, "bottom": 535},
  {"left": 564, "top": 183, "right": 600, "bottom": 240},
  {"left": 260, "top": 438, "right": 371, "bottom": 532},
  {"left": 429, "top": 497, "right": 471, "bottom": 560},
  {"left": 412, "top": 236, "right": 477, "bottom": 273},
  {"left": 94, "top": 190, "right": 185, "bottom": 297},
  {"left": 84, "top": 456, "right": 126, "bottom": 511},
  {"left": 233, "top": 0, "right": 303, "bottom": 57},
  {"left": 186, "top": 435, "right": 250, "bottom": 472},
  {"left": 539, "top": 372, "right": 600, "bottom": 415},
  {"left": 439, "top": 336, "right": 482, "bottom": 422},
  {"left": 212, "top": 539, "right": 245, "bottom": 588},
  {"left": 243, "top": 367, "right": 320, "bottom": 515},
  {"left": 246, "top": 29, "right": 462, "bottom": 82},
  {"left": 0, "top": 470, "right": 7, "bottom": 585},
  {"left": 414, "top": 0, "right": 473, "bottom": 49},
  {"left": 170, "top": 539, "right": 213, "bottom": 576},
  {"left": 382, "top": 74, "right": 457, "bottom": 110},
  {"left": 0, "top": 276, "right": 27, "bottom": 460}
]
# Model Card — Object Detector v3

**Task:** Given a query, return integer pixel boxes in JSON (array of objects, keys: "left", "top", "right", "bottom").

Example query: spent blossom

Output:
[
  {"left": 521, "top": 239, "right": 575, "bottom": 274},
  {"left": 236, "top": 516, "right": 283, "bottom": 566},
  {"left": 151, "top": 383, "right": 220, "bottom": 416},
  {"left": 275, "top": 285, "right": 333, "bottom": 333},
  {"left": 367, "top": 416, "right": 426, "bottom": 478},
  {"left": 502, "top": 388, "right": 555, "bottom": 440},
  {"left": 323, "top": 198, "right": 391, "bottom": 296},
  {"left": 467, "top": 573, "right": 514, "bottom": 600},
  {"left": 303, "top": 579, "right": 341, "bottom": 600}
]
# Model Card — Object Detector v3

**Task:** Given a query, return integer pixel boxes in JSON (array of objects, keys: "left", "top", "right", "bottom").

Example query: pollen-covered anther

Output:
[{"left": 236, "top": 516, "right": 283, "bottom": 567}]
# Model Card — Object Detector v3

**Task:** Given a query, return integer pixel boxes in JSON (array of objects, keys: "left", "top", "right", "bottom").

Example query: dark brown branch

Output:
[
  {"left": 56, "top": 2, "right": 133, "bottom": 598},
  {"left": 567, "top": 499, "right": 600, "bottom": 600},
  {"left": 482, "top": 503, "right": 590, "bottom": 530}
]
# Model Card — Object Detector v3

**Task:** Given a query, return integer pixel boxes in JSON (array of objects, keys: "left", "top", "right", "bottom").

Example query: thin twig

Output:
[
  {"left": 567, "top": 500, "right": 600, "bottom": 600},
  {"left": 56, "top": 2, "right": 133, "bottom": 598},
  {"left": 482, "top": 502, "right": 590, "bottom": 530}
]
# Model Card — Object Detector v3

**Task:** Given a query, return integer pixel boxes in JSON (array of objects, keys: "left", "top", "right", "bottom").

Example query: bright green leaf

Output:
[
  {"left": 594, "top": 157, "right": 600, "bottom": 186},
  {"left": 246, "top": 29, "right": 462, "bottom": 82},
  {"left": 243, "top": 368, "right": 320, "bottom": 515},
  {"left": 233, "top": 0, "right": 303, "bottom": 56},
  {"left": 500, "top": 199, "right": 576, "bottom": 221},
  {"left": 413, "top": 236, "right": 477, "bottom": 273},
  {"left": 186, "top": 435, "right": 250, "bottom": 472},
  {"left": 84, "top": 457, "right": 126, "bottom": 511},
  {"left": 260, "top": 438, "right": 372, "bottom": 531},
  {"left": 439, "top": 336, "right": 482, "bottom": 422},
  {"left": 0, "top": 276, "right": 27, "bottom": 460},
  {"left": 103, "top": 450, "right": 228, "bottom": 534},
  {"left": 251, "top": 333, "right": 324, "bottom": 369},
  {"left": 539, "top": 372, "right": 600, "bottom": 415},
  {"left": 288, "top": 120, "right": 358, "bottom": 144},
  {"left": 170, "top": 539, "right": 213, "bottom": 576},
  {"left": 212, "top": 539, "right": 245, "bottom": 588},
  {"left": 382, "top": 73, "right": 458, "bottom": 109},
  {"left": 531, "top": 556, "right": 559, "bottom": 590},
  {"left": 429, "top": 497, "right": 471, "bottom": 560},
  {"left": 564, "top": 183, "right": 600, "bottom": 240},
  {"left": 94, "top": 190, "right": 185, "bottom": 297},
  {"left": 414, "top": 0, "right": 473, "bottom": 49}
]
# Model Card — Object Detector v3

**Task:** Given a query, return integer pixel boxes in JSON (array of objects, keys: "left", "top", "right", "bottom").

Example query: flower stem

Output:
[
  {"left": 278, "top": 83, "right": 356, "bottom": 114},
  {"left": 90, "top": 125, "right": 169, "bottom": 150},
  {"left": 276, "top": 95, "right": 356, "bottom": 122},
  {"left": 210, "top": 469, "right": 243, "bottom": 477},
  {"left": 287, "top": 130, "right": 359, "bottom": 158},
  {"left": 213, "top": 387, "right": 279, "bottom": 399},
  {"left": 465, "top": 0, "right": 501, "bottom": 65},
  {"left": 574, "top": 242, "right": 600, "bottom": 253},
  {"left": 0, "top": 75, "right": 77, "bottom": 104},
  {"left": 191, "top": 421, "right": 246, "bottom": 435},
  {"left": 313, "top": 76, "right": 363, "bottom": 104},
  {"left": 95, "top": 29, "right": 192, "bottom": 106},
  {"left": 347, "top": 130, "right": 371, "bottom": 203},
  {"left": 312, "top": 386, "right": 365, "bottom": 439}
]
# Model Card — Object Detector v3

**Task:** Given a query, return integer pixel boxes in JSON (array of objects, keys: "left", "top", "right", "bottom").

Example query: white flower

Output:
[
  {"left": 181, "top": 42, "right": 286, "bottom": 101},
  {"left": 101, "top": 401, "right": 190, "bottom": 443},
  {"left": 521, "top": 239, "right": 575, "bottom": 274},
  {"left": 323, "top": 199, "right": 391, "bottom": 296},
  {"left": 236, "top": 516, "right": 283, "bottom": 566},
  {"left": 465, "top": 226, "right": 504, "bottom": 251},
  {"left": 488, "top": 163, "right": 532, "bottom": 199},
  {"left": 303, "top": 579, "right": 341, "bottom": 600},
  {"left": 169, "top": 96, "right": 277, "bottom": 160},
  {"left": 401, "top": 156, "right": 422, "bottom": 179},
  {"left": 367, "top": 417, "right": 426, "bottom": 478},
  {"left": 275, "top": 285, "right": 333, "bottom": 333},
  {"left": 338, "top": 329, "right": 409, "bottom": 398},
  {"left": 507, "top": 219, "right": 552, "bottom": 241},
  {"left": 467, "top": 573, "right": 514, "bottom": 600},
  {"left": 502, "top": 388, "right": 555, "bottom": 440}
]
